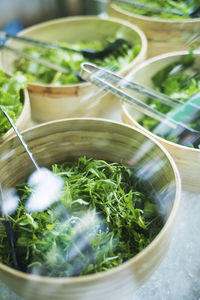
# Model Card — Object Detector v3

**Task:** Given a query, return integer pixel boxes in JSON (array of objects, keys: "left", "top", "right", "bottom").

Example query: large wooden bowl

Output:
[
  {"left": 0, "top": 118, "right": 180, "bottom": 300},
  {"left": 107, "top": 3, "right": 200, "bottom": 58},
  {"left": 0, "top": 16, "right": 147, "bottom": 123},
  {"left": 121, "top": 51, "right": 200, "bottom": 193},
  {"left": 0, "top": 88, "right": 31, "bottom": 144}
]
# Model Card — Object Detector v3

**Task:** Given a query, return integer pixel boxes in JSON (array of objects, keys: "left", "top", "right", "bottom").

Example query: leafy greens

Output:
[
  {"left": 0, "top": 70, "right": 27, "bottom": 138},
  {"left": 0, "top": 157, "right": 163, "bottom": 277},
  {"left": 14, "top": 39, "right": 141, "bottom": 85},
  {"left": 117, "top": 0, "right": 200, "bottom": 19},
  {"left": 138, "top": 51, "right": 200, "bottom": 148}
]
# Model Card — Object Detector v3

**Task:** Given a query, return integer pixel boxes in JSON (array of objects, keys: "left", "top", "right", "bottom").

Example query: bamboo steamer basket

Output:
[
  {"left": 0, "top": 87, "right": 31, "bottom": 143},
  {"left": 121, "top": 50, "right": 200, "bottom": 193},
  {"left": 0, "top": 16, "right": 147, "bottom": 123},
  {"left": 0, "top": 118, "right": 180, "bottom": 300},
  {"left": 107, "top": 3, "right": 200, "bottom": 58}
]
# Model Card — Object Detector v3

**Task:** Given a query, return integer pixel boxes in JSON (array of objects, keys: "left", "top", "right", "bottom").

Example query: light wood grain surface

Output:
[{"left": 0, "top": 118, "right": 180, "bottom": 300}]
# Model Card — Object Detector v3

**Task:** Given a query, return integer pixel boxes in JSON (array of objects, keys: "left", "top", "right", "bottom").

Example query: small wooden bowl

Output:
[
  {"left": 0, "top": 118, "right": 180, "bottom": 300},
  {"left": 0, "top": 87, "right": 31, "bottom": 144},
  {"left": 0, "top": 16, "right": 147, "bottom": 123},
  {"left": 121, "top": 50, "right": 200, "bottom": 193},
  {"left": 107, "top": 3, "right": 200, "bottom": 58}
]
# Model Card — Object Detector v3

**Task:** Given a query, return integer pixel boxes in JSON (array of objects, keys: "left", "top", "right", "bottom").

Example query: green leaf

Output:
[
  {"left": 13, "top": 38, "right": 140, "bottom": 85},
  {"left": 0, "top": 157, "right": 164, "bottom": 277}
]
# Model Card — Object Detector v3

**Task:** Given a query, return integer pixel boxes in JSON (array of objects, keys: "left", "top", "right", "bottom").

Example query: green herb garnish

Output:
[
  {"left": 13, "top": 39, "right": 141, "bottom": 85},
  {"left": 0, "top": 71, "right": 27, "bottom": 138},
  {"left": 0, "top": 157, "right": 163, "bottom": 277}
]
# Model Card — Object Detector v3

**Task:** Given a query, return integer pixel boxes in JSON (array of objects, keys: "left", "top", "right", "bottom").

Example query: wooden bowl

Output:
[
  {"left": 121, "top": 50, "right": 200, "bottom": 193},
  {"left": 0, "top": 16, "right": 147, "bottom": 123},
  {"left": 107, "top": 3, "right": 200, "bottom": 58},
  {"left": 0, "top": 118, "right": 180, "bottom": 300},
  {"left": 0, "top": 87, "right": 31, "bottom": 144}
]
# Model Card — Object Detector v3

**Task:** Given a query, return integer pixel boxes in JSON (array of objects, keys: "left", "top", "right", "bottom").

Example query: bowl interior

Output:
[
  {"left": 0, "top": 118, "right": 178, "bottom": 221},
  {"left": 0, "top": 118, "right": 180, "bottom": 300},
  {"left": 108, "top": 3, "right": 200, "bottom": 23},
  {"left": 108, "top": 4, "right": 200, "bottom": 58},
  {"left": 0, "top": 16, "right": 147, "bottom": 80},
  {"left": 122, "top": 51, "right": 200, "bottom": 131}
]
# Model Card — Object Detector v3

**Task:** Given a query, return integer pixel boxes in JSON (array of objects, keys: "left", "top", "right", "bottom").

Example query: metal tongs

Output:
[
  {"left": 0, "top": 107, "right": 39, "bottom": 270},
  {"left": 0, "top": 107, "right": 64, "bottom": 270},
  {"left": 81, "top": 63, "right": 200, "bottom": 148},
  {"left": 0, "top": 30, "right": 131, "bottom": 61},
  {"left": 0, "top": 40, "right": 84, "bottom": 82}
]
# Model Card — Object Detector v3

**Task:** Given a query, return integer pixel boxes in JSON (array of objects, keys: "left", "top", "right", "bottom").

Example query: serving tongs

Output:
[
  {"left": 0, "top": 31, "right": 131, "bottom": 59},
  {"left": 0, "top": 107, "right": 40, "bottom": 270},
  {"left": 0, "top": 107, "right": 39, "bottom": 170},
  {"left": 0, "top": 107, "right": 64, "bottom": 269},
  {"left": 0, "top": 41, "right": 84, "bottom": 82},
  {"left": 81, "top": 63, "right": 200, "bottom": 148}
]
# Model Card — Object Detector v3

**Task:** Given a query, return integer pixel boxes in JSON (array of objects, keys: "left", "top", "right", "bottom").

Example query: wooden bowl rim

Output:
[
  {"left": 0, "top": 117, "right": 181, "bottom": 283},
  {"left": 109, "top": 3, "right": 200, "bottom": 23},
  {"left": 122, "top": 50, "right": 200, "bottom": 153},
  {"left": 6, "top": 15, "right": 147, "bottom": 91}
]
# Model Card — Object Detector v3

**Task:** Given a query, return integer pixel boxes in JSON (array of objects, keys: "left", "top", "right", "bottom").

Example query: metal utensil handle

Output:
[
  {"left": 99, "top": 69, "right": 182, "bottom": 108},
  {"left": 92, "top": 72, "right": 174, "bottom": 125},
  {"left": 0, "top": 42, "right": 70, "bottom": 74},
  {"left": 81, "top": 62, "right": 199, "bottom": 134},
  {"left": 82, "top": 61, "right": 199, "bottom": 109},
  {"left": 0, "top": 31, "right": 80, "bottom": 54},
  {"left": 0, "top": 183, "right": 19, "bottom": 270},
  {"left": 1, "top": 108, "right": 39, "bottom": 170},
  {"left": 0, "top": 42, "right": 84, "bottom": 82}
]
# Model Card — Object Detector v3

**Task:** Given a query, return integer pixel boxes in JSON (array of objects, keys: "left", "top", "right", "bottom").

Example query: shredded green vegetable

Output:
[
  {"left": 0, "top": 157, "right": 163, "bottom": 277},
  {"left": 13, "top": 39, "right": 141, "bottom": 85},
  {"left": 117, "top": 0, "right": 199, "bottom": 19},
  {"left": 0, "top": 71, "right": 27, "bottom": 138}
]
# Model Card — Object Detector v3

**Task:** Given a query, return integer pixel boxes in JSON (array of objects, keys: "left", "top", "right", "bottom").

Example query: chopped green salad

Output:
[
  {"left": 117, "top": 0, "right": 199, "bottom": 19},
  {"left": 0, "top": 157, "right": 163, "bottom": 277},
  {"left": 0, "top": 71, "right": 27, "bottom": 138},
  {"left": 14, "top": 39, "right": 141, "bottom": 85},
  {"left": 138, "top": 51, "right": 200, "bottom": 148}
]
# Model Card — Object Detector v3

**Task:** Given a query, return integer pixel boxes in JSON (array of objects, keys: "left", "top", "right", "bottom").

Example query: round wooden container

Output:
[
  {"left": 0, "top": 88, "right": 31, "bottom": 143},
  {"left": 0, "top": 16, "right": 147, "bottom": 123},
  {"left": 0, "top": 118, "right": 180, "bottom": 300},
  {"left": 107, "top": 3, "right": 200, "bottom": 58},
  {"left": 121, "top": 50, "right": 200, "bottom": 193}
]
